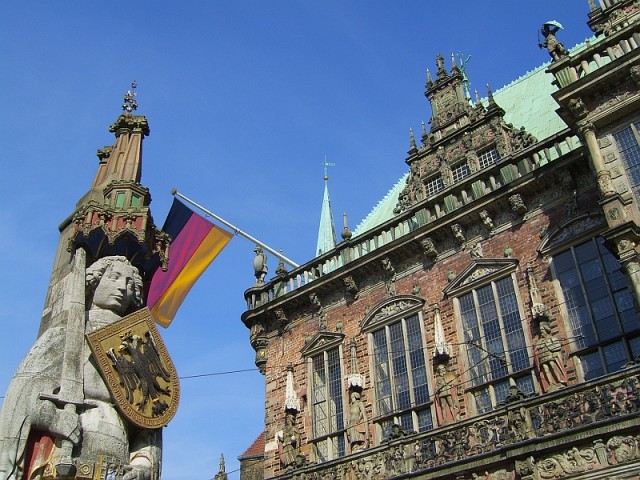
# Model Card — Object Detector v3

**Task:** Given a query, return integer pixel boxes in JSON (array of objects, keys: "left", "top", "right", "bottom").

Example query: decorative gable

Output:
[
  {"left": 443, "top": 258, "right": 519, "bottom": 298},
  {"left": 360, "top": 295, "right": 425, "bottom": 333},
  {"left": 301, "top": 332, "right": 345, "bottom": 357}
]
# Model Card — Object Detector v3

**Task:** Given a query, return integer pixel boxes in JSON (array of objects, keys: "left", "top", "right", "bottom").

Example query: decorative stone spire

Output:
[
  {"left": 316, "top": 160, "right": 337, "bottom": 256},
  {"left": 433, "top": 304, "right": 451, "bottom": 359},
  {"left": 214, "top": 454, "right": 228, "bottom": 480},
  {"left": 284, "top": 364, "right": 300, "bottom": 412},
  {"left": 408, "top": 127, "right": 418, "bottom": 155}
]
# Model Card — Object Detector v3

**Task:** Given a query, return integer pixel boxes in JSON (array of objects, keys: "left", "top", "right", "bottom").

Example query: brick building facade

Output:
[{"left": 240, "top": 2, "right": 640, "bottom": 479}]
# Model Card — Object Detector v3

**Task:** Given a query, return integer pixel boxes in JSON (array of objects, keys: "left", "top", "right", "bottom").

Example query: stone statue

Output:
[
  {"left": 0, "top": 253, "right": 161, "bottom": 480},
  {"left": 347, "top": 391, "right": 369, "bottom": 452},
  {"left": 534, "top": 321, "right": 567, "bottom": 392},
  {"left": 539, "top": 22, "right": 569, "bottom": 61},
  {"left": 434, "top": 364, "right": 460, "bottom": 425},
  {"left": 278, "top": 412, "right": 301, "bottom": 468}
]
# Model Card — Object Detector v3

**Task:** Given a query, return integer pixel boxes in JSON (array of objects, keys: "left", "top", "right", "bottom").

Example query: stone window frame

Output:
[
  {"left": 360, "top": 296, "right": 435, "bottom": 441},
  {"left": 478, "top": 147, "right": 500, "bottom": 169},
  {"left": 426, "top": 175, "right": 445, "bottom": 197},
  {"left": 451, "top": 161, "right": 472, "bottom": 183},
  {"left": 444, "top": 259, "right": 535, "bottom": 414},
  {"left": 548, "top": 235, "right": 640, "bottom": 382},
  {"left": 611, "top": 120, "right": 640, "bottom": 202},
  {"left": 301, "top": 332, "right": 347, "bottom": 463}
]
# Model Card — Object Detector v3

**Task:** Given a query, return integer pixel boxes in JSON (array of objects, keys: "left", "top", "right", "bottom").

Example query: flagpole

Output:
[{"left": 171, "top": 189, "right": 300, "bottom": 268}]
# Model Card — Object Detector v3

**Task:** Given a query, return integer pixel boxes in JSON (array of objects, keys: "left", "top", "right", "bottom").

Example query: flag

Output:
[{"left": 148, "top": 198, "right": 233, "bottom": 327}]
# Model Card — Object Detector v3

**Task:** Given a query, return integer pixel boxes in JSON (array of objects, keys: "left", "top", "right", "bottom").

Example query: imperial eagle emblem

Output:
[{"left": 87, "top": 307, "right": 180, "bottom": 428}]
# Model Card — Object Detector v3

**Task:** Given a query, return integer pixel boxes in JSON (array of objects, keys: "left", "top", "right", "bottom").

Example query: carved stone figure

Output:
[
  {"left": 253, "top": 245, "right": 268, "bottom": 285},
  {"left": 534, "top": 321, "right": 567, "bottom": 392},
  {"left": 347, "top": 391, "right": 369, "bottom": 452},
  {"left": 434, "top": 364, "right": 460, "bottom": 424},
  {"left": 0, "top": 254, "right": 160, "bottom": 480},
  {"left": 278, "top": 412, "right": 301, "bottom": 468},
  {"left": 538, "top": 22, "right": 569, "bottom": 61}
]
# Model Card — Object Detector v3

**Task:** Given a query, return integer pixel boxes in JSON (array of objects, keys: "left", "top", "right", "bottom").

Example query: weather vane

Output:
[
  {"left": 122, "top": 81, "right": 138, "bottom": 113},
  {"left": 322, "top": 156, "right": 336, "bottom": 180}
]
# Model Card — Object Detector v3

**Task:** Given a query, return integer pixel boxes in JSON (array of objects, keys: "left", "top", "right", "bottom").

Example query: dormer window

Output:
[
  {"left": 426, "top": 176, "right": 444, "bottom": 197},
  {"left": 479, "top": 148, "right": 500, "bottom": 169},
  {"left": 452, "top": 162, "right": 471, "bottom": 183}
]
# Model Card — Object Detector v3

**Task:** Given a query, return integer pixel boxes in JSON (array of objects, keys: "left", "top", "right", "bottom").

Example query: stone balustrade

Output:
[
  {"left": 244, "top": 130, "right": 581, "bottom": 311},
  {"left": 548, "top": 22, "right": 640, "bottom": 88}
]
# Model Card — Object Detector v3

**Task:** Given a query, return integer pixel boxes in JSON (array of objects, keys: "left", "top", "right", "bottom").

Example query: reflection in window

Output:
[
  {"left": 371, "top": 314, "right": 433, "bottom": 435},
  {"left": 553, "top": 237, "right": 640, "bottom": 380},
  {"left": 459, "top": 276, "right": 533, "bottom": 413},
  {"left": 310, "top": 348, "right": 345, "bottom": 462}
]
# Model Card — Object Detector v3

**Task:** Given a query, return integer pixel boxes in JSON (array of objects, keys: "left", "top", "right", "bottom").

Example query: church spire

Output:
[{"left": 316, "top": 160, "right": 337, "bottom": 256}]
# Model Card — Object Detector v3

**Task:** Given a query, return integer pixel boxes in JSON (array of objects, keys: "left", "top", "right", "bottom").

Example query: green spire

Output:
[{"left": 316, "top": 161, "right": 337, "bottom": 256}]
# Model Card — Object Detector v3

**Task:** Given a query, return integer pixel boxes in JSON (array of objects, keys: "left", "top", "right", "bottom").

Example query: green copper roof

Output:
[
  {"left": 316, "top": 178, "right": 337, "bottom": 256},
  {"left": 354, "top": 40, "right": 594, "bottom": 237}
]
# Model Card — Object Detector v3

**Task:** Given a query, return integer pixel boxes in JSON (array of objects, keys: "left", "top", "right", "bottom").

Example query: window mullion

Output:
[
  {"left": 401, "top": 319, "right": 416, "bottom": 409},
  {"left": 492, "top": 280, "right": 511, "bottom": 374}
]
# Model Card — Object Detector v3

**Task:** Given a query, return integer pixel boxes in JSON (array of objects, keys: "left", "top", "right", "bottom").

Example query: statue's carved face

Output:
[{"left": 92, "top": 264, "right": 136, "bottom": 315}]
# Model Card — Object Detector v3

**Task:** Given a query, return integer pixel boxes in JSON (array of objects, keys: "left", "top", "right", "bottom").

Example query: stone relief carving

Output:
[{"left": 508, "top": 194, "right": 528, "bottom": 215}]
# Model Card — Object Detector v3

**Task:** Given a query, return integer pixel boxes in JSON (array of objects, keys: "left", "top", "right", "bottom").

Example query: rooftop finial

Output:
[{"left": 122, "top": 81, "right": 138, "bottom": 113}]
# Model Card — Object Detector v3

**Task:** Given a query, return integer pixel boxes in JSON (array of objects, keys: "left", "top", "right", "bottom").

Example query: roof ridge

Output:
[{"left": 354, "top": 172, "right": 408, "bottom": 235}]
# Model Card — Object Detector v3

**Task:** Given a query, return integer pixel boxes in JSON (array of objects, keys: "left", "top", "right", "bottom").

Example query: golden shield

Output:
[{"left": 86, "top": 307, "right": 180, "bottom": 428}]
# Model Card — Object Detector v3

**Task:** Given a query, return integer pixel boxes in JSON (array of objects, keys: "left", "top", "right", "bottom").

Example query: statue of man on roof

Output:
[{"left": 539, "top": 21, "right": 569, "bottom": 61}]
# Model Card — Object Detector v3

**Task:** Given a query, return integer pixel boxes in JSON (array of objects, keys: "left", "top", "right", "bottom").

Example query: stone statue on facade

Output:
[
  {"left": 347, "top": 391, "right": 369, "bottom": 452},
  {"left": 278, "top": 412, "right": 301, "bottom": 469},
  {"left": 0, "top": 253, "right": 161, "bottom": 480},
  {"left": 434, "top": 363, "right": 460, "bottom": 425},
  {"left": 539, "top": 22, "right": 569, "bottom": 61},
  {"left": 534, "top": 321, "right": 567, "bottom": 392}
]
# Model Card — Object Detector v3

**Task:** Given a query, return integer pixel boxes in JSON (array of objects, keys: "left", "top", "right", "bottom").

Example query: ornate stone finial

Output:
[
  {"left": 432, "top": 304, "right": 450, "bottom": 359},
  {"left": 436, "top": 53, "right": 447, "bottom": 77},
  {"left": 475, "top": 89, "right": 482, "bottom": 106},
  {"left": 409, "top": 128, "right": 418, "bottom": 154},
  {"left": 486, "top": 83, "right": 495, "bottom": 106},
  {"left": 450, "top": 52, "right": 457, "bottom": 69},
  {"left": 341, "top": 212, "right": 352, "bottom": 241},
  {"left": 347, "top": 338, "right": 363, "bottom": 388},
  {"left": 284, "top": 364, "right": 300, "bottom": 412},
  {"left": 421, "top": 120, "right": 428, "bottom": 141},
  {"left": 276, "top": 250, "right": 288, "bottom": 278},
  {"left": 588, "top": 0, "right": 597, "bottom": 11},
  {"left": 215, "top": 454, "right": 228, "bottom": 480},
  {"left": 253, "top": 246, "right": 268, "bottom": 285},
  {"left": 122, "top": 81, "right": 138, "bottom": 113},
  {"left": 426, "top": 68, "right": 433, "bottom": 86}
]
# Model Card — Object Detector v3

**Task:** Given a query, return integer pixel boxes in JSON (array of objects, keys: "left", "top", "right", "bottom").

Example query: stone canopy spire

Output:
[{"left": 39, "top": 83, "right": 168, "bottom": 335}]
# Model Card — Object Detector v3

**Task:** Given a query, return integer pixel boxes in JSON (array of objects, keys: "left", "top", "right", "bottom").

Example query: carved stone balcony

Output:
[{"left": 275, "top": 366, "right": 640, "bottom": 480}]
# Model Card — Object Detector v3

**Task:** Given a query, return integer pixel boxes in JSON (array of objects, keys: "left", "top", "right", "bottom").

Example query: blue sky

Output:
[{"left": 0, "top": 2, "right": 593, "bottom": 479}]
